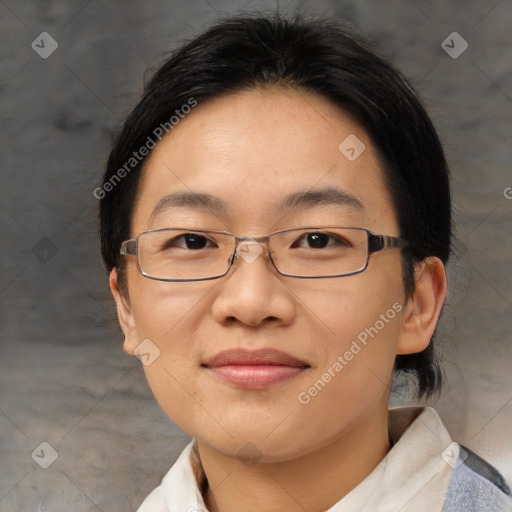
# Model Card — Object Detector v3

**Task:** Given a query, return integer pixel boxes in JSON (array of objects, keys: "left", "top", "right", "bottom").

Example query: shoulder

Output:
[
  {"left": 443, "top": 446, "right": 512, "bottom": 511},
  {"left": 136, "top": 484, "right": 167, "bottom": 512},
  {"left": 136, "top": 439, "right": 205, "bottom": 512}
]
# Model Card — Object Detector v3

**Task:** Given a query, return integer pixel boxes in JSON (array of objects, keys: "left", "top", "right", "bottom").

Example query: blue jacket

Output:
[{"left": 442, "top": 446, "right": 512, "bottom": 511}]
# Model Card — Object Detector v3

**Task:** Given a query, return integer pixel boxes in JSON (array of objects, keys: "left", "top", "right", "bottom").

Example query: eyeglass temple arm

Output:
[
  {"left": 120, "top": 239, "right": 137, "bottom": 256},
  {"left": 368, "top": 234, "right": 408, "bottom": 254}
]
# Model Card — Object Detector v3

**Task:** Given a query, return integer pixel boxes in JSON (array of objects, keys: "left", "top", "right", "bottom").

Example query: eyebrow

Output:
[
  {"left": 280, "top": 187, "right": 363, "bottom": 212},
  {"left": 149, "top": 187, "right": 364, "bottom": 220},
  {"left": 150, "top": 192, "right": 227, "bottom": 219}
]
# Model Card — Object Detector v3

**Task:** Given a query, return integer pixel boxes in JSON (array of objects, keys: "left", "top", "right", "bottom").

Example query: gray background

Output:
[{"left": 1, "top": 0, "right": 511, "bottom": 510}]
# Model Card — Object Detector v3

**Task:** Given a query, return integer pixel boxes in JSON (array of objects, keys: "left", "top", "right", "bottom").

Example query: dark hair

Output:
[{"left": 99, "top": 12, "right": 452, "bottom": 398}]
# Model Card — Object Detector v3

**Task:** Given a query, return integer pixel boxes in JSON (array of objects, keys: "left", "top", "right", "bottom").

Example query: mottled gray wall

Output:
[{"left": 1, "top": 0, "right": 511, "bottom": 510}]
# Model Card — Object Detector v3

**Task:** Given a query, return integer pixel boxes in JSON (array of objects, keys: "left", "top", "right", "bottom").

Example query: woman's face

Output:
[{"left": 115, "top": 88, "right": 418, "bottom": 462}]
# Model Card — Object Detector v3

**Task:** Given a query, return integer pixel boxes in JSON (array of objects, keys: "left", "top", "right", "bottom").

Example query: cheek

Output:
[
  {"left": 290, "top": 291, "right": 404, "bottom": 456},
  {"left": 304, "top": 281, "right": 404, "bottom": 390},
  {"left": 297, "top": 256, "right": 405, "bottom": 397},
  {"left": 291, "top": 254, "right": 405, "bottom": 348},
  {"left": 127, "top": 277, "right": 220, "bottom": 431},
  {"left": 128, "top": 271, "right": 214, "bottom": 346}
]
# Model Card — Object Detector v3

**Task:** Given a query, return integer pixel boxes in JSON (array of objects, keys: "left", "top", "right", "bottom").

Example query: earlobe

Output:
[
  {"left": 397, "top": 257, "right": 448, "bottom": 355},
  {"left": 109, "top": 267, "right": 139, "bottom": 356}
]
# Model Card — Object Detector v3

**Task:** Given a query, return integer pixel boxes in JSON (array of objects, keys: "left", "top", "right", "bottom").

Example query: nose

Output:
[{"left": 211, "top": 239, "right": 296, "bottom": 328}]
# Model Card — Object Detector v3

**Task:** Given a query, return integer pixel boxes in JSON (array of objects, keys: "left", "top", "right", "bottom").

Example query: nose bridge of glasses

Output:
[{"left": 234, "top": 236, "right": 268, "bottom": 264}]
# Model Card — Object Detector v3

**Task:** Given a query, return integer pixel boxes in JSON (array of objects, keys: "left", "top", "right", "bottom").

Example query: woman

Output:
[{"left": 99, "top": 13, "right": 511, "bottom": 511}]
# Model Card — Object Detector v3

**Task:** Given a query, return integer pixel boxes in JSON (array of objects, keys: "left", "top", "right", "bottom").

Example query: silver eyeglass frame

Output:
[{"left": 120, "top": 226, "right": 409, "bottom": 282}]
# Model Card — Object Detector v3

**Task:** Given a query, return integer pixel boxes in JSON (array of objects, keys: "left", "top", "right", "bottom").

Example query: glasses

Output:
[{"left": 120, "top": 226, "right": 408, "bottom": 282}]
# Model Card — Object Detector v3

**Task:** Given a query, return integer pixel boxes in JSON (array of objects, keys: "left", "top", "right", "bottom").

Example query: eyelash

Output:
[{"left": 160, "top": 231, "right": 350, "bottom": 251}]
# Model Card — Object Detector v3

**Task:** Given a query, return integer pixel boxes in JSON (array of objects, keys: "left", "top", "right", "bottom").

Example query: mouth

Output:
[{"left": 201, "top": 348, "right": 311, "bottom": 390}]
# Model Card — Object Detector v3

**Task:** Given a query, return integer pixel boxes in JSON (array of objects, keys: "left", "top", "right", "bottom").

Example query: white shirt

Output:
[{"left": 137, "top": 407, "right": 458, "bottom": 512}]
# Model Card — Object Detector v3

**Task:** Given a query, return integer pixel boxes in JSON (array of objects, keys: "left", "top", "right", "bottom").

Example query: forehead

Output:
[{"left": 132, "top": 88, "right": 397, "bottom": 234}]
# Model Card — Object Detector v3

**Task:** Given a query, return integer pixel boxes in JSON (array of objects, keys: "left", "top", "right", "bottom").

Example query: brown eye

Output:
[
  {"left": 162, "top": 233, "right": 214, "bottom": 250},
  {"left": 293, "top": 232, "right": 350, "bottom": 249},
  {"left": 305, "top": 232, "right": 330, "bottom": 248}
]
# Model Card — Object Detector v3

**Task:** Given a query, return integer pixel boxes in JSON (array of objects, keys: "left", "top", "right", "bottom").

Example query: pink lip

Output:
[{"left": 202, "top": 348, "right": 310, "bottom": 389}]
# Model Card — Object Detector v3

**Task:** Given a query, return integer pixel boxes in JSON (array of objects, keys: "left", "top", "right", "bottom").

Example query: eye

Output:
[
  {"left": 293, "top": 231, "right": 351, "bottom": 249},
  {"left": 161, "top": 232, "right": 217, "bottom": 250}
]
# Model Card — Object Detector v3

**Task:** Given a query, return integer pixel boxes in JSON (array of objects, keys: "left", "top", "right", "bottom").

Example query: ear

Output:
[
  {"left": 109, "top": 267, "right": 139, "bottom": 356},
  {"left": 397, "top": 257, "right": 448, "bottom": 355}
]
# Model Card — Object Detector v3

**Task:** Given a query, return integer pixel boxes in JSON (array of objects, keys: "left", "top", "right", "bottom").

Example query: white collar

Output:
[{"left": 138, "top": 406, "right": 457, "bottom": 512}]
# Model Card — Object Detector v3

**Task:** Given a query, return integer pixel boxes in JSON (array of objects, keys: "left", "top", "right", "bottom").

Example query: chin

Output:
[{"left": 192, "top": 422, "right": 318, "bottom": 464}]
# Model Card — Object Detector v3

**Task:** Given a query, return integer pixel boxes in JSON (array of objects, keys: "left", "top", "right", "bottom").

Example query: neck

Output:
[{"left": 198, "top": 403, "right": 390, "bottom": 512}]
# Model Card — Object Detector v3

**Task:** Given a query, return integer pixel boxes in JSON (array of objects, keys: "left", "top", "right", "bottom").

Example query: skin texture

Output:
[{"left": 110, "top": 88, "right": 447, "bottom": 512}]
